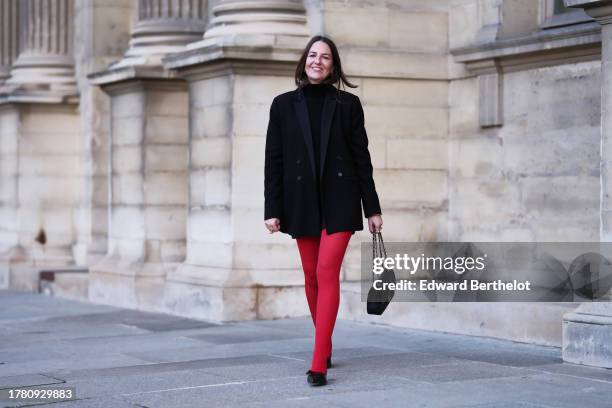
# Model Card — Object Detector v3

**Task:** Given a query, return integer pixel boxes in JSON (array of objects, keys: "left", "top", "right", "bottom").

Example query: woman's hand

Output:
[
  {"left": 265, "top": 218, "right": 281, "bottom": 234},
  {"left": 368, "top": 214, "right": 383, "bottom": 233}
]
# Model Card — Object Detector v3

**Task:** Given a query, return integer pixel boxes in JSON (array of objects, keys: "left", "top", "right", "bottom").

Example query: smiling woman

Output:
[
  {"left": 293, "top": 35, "right": 356, "bottom": 90},
  {"left": 263, "top": 35, "right": 383, "bottom": 387},
  {"left": 305, "top": 41, "right": 332, "bottom": 83}
]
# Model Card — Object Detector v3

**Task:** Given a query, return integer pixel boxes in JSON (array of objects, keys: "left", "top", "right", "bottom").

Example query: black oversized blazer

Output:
[{"left": 264, "top": 85, "right": 382, "bottom": 238}]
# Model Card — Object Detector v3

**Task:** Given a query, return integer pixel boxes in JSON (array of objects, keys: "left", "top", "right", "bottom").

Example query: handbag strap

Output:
[
  {"left": 371, "top": 232, "right": 389, "bottom": 281},
  {"left": 371, "top": 232, "right": 378, "bottom": 283},
  {"left": 378, "top": 232, "right": 387, "bottom": 258},
  {"left": 372, "top": 231, "right": 377, "bottom": 260}
]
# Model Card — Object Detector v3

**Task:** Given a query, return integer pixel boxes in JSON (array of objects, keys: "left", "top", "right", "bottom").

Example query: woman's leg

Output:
[
  {"left": 310, "top": 229, "right": 352, "bottom": 373},
  {"left": 296, "top": 236, "right": 321, "bottom": 326}
]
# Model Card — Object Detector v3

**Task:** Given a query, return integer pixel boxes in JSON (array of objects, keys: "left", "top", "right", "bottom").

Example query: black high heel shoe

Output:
[{"left": 306, "top": 370, "right": 327, "bottom": 386}]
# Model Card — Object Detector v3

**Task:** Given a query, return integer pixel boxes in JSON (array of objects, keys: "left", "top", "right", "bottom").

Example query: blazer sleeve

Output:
[
  {"left": 264, "top": 97, "right": 283, "bottom": 220},
  {"left": 349, "top": 95, "right": 382, "bottom": 218}
]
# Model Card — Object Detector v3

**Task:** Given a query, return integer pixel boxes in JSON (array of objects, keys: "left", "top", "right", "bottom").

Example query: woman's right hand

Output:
[{"left": 265, "top": 218, "right": 281, "bottom": 234}]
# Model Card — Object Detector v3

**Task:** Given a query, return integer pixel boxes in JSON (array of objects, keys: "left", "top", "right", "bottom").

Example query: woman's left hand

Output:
[{"left": 368, "top": 214, "right": 383, "bottom": 233}]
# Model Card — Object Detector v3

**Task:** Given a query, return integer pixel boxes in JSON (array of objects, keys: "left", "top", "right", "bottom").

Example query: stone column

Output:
[
  {"left": 201, "top": 0, "right": 309, "bottom": 42},
  {"left": 72, "top": 0, "right": 134, "bottom": 268},
  {"left": 0, "top": 0, "right": 18, "bottom": 84},
  {"left": 0, "top": 0, "right": 80, "bottom": 292},
  {"left": 161, "top": 0, "right": 310, "bottom": 321},
  {"left": 5, "top": 0, "right": 77, "bottom": 97},
  {"left": 87, "top": 1, "right": 205, "bottom": 311},
  {"left": 0, "top": 0, "right": 19, "bottom": 277},
  {"left": 110, "top": 0, "right": 207, "bottom": 68},
  {"left": 87, "top": 79, "right": 189, "bottom": 311},
  {"left": 562, "top": 0, "right": 612, "bottom": 368}
]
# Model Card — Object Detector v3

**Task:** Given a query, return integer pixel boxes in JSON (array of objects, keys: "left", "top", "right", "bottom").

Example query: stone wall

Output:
[
  {"left": 303, "top": 0, "right": 451, "bottom": 283},
  {"left": 448, "top": 0, "right": 601, "bottom": 241}
]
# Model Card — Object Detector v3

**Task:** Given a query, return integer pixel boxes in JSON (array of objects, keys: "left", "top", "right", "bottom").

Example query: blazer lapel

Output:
[
  {"left": 294, "top": 89, "right": 317, "bottom": 179},
  {"left": 320, "top": 90, "right": 337, "bottom": 179}
]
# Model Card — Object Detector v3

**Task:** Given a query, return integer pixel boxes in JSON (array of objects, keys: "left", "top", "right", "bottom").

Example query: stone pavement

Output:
[{"left": 1, "top": 290, "right": 611, "bottom": 408}]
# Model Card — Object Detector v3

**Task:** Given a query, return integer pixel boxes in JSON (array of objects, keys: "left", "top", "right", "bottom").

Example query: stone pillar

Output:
[
  {"left": 87, "top": 79, "right": 189, "bottom": 311},
  {"left": 161, "top": 0, "right": 310, "bottom": 321},
  {"left": 201, "top": 0, "right": 309, "bottom": 42},
  {"left": 5, "top": 0, "right": 77, "bottom": 97},
  {"left": 87, "top": 1, "right": 204, "bottom": 311},
  {"left": 110, "top": 0, "right": 207, "bottom": 68},
  {"left": 562, "top": 0, "right": 612, "bottom": 368},
  {"left": 0, "top": 104, "right": 19, "bottom": 289},
  {"left": 0, "top": 0, "right": 19, "bottom": 277},
  {"left": 0, "top": 0, "right": 80, "bottom": 291},
  {"left": 0, "top": 102, "right": 80, "bottom": 291},
  {"left": 0, "top": 0, "right": 18, "bottom": 84},
  {"left": 72, "top": 0, "right": 134, "bottom": 268}
]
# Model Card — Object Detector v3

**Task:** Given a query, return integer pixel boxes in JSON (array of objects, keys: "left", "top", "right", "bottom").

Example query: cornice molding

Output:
[{"left": 452, "top": 22, "right": 601, "bottom": 74}]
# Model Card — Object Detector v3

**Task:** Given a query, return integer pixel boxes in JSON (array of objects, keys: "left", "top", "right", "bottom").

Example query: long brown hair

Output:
[{"left": 294, "top": 35, "right": 357, "bottom": 90}]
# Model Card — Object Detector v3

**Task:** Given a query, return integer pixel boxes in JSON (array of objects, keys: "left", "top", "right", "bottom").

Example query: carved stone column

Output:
[
  {"left": 0, "top": 0, "right": 80, "bottom": 291},
  {"left": 0, "top": 0, "right": 18, "bottom": 84},
  {"left": 198, "top": 0, "right": 309, "bottom": 45},
  {"left": 0, "top": 0, "right": 19, "bottom": 278},
  {"left": 110, "top": 0, "right": 207, "bottom": 68},
  {"left": 562, "top": 0, "right": 612, "bottom": 368},
  {"left": 5, "top": 0, "right": 77, "bottom": 98}
]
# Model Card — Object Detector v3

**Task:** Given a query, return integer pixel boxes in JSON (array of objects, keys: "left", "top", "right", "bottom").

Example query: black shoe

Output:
[{"left": 306, "top": 370, "right": 327, "bottom": 386}]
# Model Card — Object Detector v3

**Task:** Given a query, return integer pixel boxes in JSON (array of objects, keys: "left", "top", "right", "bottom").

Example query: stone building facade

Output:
[{"left": 0, "top": 0, "right": 610, "bottom": 367}]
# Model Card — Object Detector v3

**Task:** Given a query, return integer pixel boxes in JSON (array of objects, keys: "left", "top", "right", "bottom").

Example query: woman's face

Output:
[{"left": 305, "top": 41, "right": 333, "bottom": 84}]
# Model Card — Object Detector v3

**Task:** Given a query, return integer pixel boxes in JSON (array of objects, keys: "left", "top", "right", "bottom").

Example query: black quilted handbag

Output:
[{"left": 367, "top": 232, "right": 396, "bottom": 315}]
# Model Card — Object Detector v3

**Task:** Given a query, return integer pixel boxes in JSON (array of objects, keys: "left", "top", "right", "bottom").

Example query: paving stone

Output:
[
  {"left": 187, "top": 330, "right": 306, "bottom": 344},
  {"left": 0, "top": 354, "right": 152, "bottom": 378},
  {"left": 0, "top": 349, "right": 68, "bottom": 364},
  {"left": 276, "top": 346, "right": 414, "bottom": 365},
  {"left": 47, "top": 355, "right": 287, "bottom": 381},
  {"left": 3, "top": 394, "right": 141, "bottom": 408},
  {"left": 0, "top": 324, "right": 149, "bottom": 349},
  {"left": 451, "top": 402, "right": 556, "bottom": 408},
  {"left": 49, "top": 369, "right": 227, "bottom": 399},
  {"left": 0, "top": 374, "right": 63, "bottom": 389},
  {"left": 527, "top": 361, "right": 612, "bottom": 382},
  {"left": 383, "top": 359, "right": 533, "bottom": 383},
  {"left": 122, "top": 337, "right": 315, "bottom": 364},
  {"left": 7, "top": 309, "right": 217, "bottom": 333}
]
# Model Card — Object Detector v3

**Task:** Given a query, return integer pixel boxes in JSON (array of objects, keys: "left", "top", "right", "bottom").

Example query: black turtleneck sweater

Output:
[{"left": 302, "top": 83, "right": 334, "bottom": 230}]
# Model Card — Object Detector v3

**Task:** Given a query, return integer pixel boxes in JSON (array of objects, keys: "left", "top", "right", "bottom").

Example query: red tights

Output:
[{"left": 296, "top": 228, "right": 352, "bottom": 373}]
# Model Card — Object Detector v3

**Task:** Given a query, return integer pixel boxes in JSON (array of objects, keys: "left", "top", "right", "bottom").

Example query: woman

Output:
[{"left": 264, "top": 35, "right": 383, "bottom": 386}]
